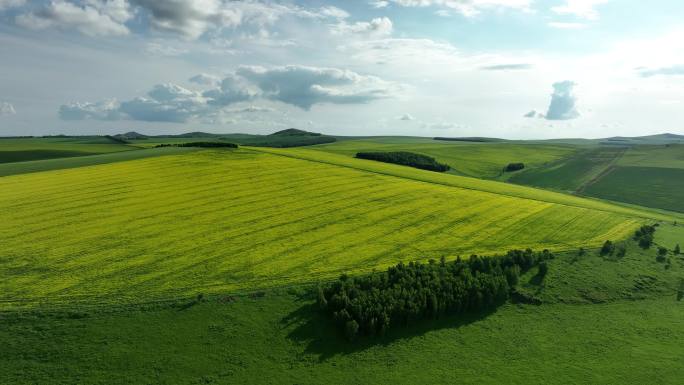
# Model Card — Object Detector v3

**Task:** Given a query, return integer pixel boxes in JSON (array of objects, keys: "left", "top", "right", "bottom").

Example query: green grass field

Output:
[
  {"left": 0, "top": 147, "right": 659, "bottom": 309},
  {"left": 313, "top": 138, "right": 577, "bottom": 179},
  {"left": 2, "top": 239, "right": 682, "bottom": 384},
  {"left": 583, "top": 166, "right": 684, "bottom": 213},
  {"left": 509, "top": 147, "right": 625, "bottom": 192},
  {"left": 0, "top": 137, "right": 136, "bottom": 163}
]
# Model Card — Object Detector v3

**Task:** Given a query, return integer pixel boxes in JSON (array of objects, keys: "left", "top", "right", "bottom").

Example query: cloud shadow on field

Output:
[{"left": 281, "top": 294, "right": 500, "bottom": 362}]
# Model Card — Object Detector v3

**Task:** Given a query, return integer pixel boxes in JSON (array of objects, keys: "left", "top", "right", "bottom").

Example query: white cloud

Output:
[
  {"left": 370, "top": 1, "right": 389, "bottom": 8},
  {"left": 551, "top": 0, "right": 609, "bottom": 20},
  {"left": 60, "top": 65, "right": 396, "bottom": 122},
  {"left": 131, "top": 0, "right": 345, "bottom": 40},
  {"left": 145, "top": 42, "right": 188, "bottom": 56},
  {"left": 545, "top": 81, "right": 580, "bottom": 120},
  {"left": 0, "top": 0, "right": 25, "bottom": 11},
  {"left": 331, "top": 17, "right": 393, "bottom": 37},
  {"left": 399, "top": 113, "right": 415, "bottom": 120},
  {"left": 189, "top": 73, "right": 222, "bottom": 87},
  {"left": 236, "top": 65, "right": 396, "bottom": 110},
  {"left": 16, "top": 0, "right": 133, "bottom": 37},
  {"left": 0, "top": 102, "right": 16, "bottom": 116},
  {"left": 319, "top": 6, "right": 349, "bottom": 19},
  {"left": 59, "top": 99, "right": 121, "bottom": 120}
]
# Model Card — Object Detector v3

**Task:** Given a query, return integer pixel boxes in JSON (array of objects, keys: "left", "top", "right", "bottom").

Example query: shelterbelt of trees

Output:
[
  {"left": 355, "top": 151, "right": 450, "bottom": 172},
  {"left": 318, "top": 249, "right": 554, "bottom": 340}
]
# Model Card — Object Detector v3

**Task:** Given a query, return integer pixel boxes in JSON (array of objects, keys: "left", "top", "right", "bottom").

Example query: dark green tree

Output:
[{"left": 345, "top": 320, "right": 359, "bottom": 341}]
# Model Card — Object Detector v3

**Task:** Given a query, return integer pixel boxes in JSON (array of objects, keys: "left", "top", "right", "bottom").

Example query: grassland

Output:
[
  {"left": 2, "top": 238, "right": 682, "bottom": 385},
  {"left": 0, "top": 137, "right": 135, "bottom": 164},
  {"left": 0, "top": 148, "right": 656, "bottom": 309},
  {"left": 509, "top": 147, "right": 625, "bottom": 192},
  {"left": 312, "top": 138, "right": 577, "bottom": 179},
  {"left": 583, "top": 166, "right": 684, "bottom": 213}
]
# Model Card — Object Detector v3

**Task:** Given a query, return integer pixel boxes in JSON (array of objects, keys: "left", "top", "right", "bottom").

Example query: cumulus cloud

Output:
[
  {"left": 13, "top": 1, "right": 349, "bottom": 39},
  {"left": 236, "top": 65, "right": 394, "bottom": 109},
  {"left": 399, "top": 113, "right": 415, "bottom": 121},
  {"left": 0, "top": 102, "right": 16, "bottom": 116},
  {"left": 480, "top": 63, "right": 532, "bottom": 71},
  {"left": 638, "top": 65, "right": 684, "bottom": 78},
  {"left": 189, "top": 73, "right": 222, "bottom": 87},
  {"left": 60, "top": 65, "right": 396, "bottom": 122},
  {"left": 16, "top": 0, "right": 133, "bottom": 37},
  {"left": 370, "top": 1, "right": 389, "bottom": 8},
  {"left": 545, "top": 81, "right": 580, "bottom": 120},
  {"left": 59, "top": 100, "right": 121, "bottom": 120},
  {"left": 331, "top": 17, "right": 393, "bottom": 37},
  {"left": 130, "top": 0, "right": 347, "bottom": 39},
  {"left": 551, "top": 0, "right": 608, "bottom": 20}
]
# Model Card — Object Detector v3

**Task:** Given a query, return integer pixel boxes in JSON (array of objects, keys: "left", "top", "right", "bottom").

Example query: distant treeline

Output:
[
  {"left": 505, "top": 163, "right": 525, "bottom": 172},
  {"left": 355, "top": 151, "right": 450, "bottom": 172},
  {"left": 318, "top": 249, "right": 554, "bottom": 340},
  {"left": 155, "top": 142, "right": 238, "bottom": 148}
]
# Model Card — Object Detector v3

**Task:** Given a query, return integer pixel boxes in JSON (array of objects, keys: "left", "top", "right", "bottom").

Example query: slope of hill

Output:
[
  {"left": 311, "top": 139, "right": 578, "bottom": 179},
  {"left": 0, "top": 148, "right": 658, "bottom": 309}
]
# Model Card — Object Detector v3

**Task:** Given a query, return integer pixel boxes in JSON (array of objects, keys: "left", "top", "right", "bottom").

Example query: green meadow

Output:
[{"left": 1, "top": 135, "right": 683, "bottom": 384}]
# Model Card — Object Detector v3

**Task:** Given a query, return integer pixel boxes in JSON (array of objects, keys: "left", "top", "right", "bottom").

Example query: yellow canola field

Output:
[{"left": 0, "top": 149, "right": 640, "bottom": 308}]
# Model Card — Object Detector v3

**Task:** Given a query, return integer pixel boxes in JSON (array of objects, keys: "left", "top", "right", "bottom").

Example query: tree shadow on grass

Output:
[{"left": 281, "top": 299, "right": 499, "bottom": 362}]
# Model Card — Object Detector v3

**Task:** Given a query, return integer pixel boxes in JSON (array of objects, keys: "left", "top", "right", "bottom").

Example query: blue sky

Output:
[{"left": 0, "top": 0, "right": 683, "bottom": 138}]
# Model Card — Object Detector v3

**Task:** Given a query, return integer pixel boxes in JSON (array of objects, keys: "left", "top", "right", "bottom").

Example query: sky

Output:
[{"left": 0, "top": 0, "right": 683, "bottom": 139}]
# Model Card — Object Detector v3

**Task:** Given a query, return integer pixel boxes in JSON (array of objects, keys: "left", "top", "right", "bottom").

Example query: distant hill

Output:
[
  {"left": 269, "top": 128, "right": 323, "bottom": 137},
  {"left": 242, "top": 128, "right": 335, "bottom": 147},
  {"left": 601, "top": 133, "right": 684, "bottom": 146},
  {"left": 113, "top": 131, "right": 148, "bottom": 140}
]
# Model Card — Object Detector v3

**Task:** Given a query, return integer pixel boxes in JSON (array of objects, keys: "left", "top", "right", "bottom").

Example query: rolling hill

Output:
[{"left": 0, "top": 147, "right": 660, "bottom": 309}]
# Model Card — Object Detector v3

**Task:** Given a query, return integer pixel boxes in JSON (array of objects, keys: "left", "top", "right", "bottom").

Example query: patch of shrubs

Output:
[
  {"left": 600, "top": 240, "right": 626, "bottom": 257},
  {"left": 634, "top": 225, "right": 656, "bottom": 249},
  {"left": 355, "top": 151, "right": 450, "bottom": 172},
  {"left": 318, "top": 249, "right": 554, "bottom": 340},
  {"left": 156, "top": 142, "right": 238, "bottom": 148},
  {"left": 504, "top": 163, "right": 525, "bottom": 172}
]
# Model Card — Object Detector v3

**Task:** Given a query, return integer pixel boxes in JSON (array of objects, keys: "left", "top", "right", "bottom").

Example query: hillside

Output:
[{"left": 0, "top": 148, "right": 657, "bottom": 309}]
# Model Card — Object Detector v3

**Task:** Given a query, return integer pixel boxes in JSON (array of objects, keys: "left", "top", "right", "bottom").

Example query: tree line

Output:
[
  {"left": 155, "top": 142, "right": 238, "bottom": 148},
  {"left": 355, "top": 151, "right": 450, "bottom": 172},
  {"left": 317, "top": 249, "right": 554, "bottom": 340}
]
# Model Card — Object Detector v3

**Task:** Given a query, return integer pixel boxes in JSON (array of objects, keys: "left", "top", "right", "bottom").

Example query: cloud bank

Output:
[{"left": 60, "top": 65, "right": 396, "bottom": 122}]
